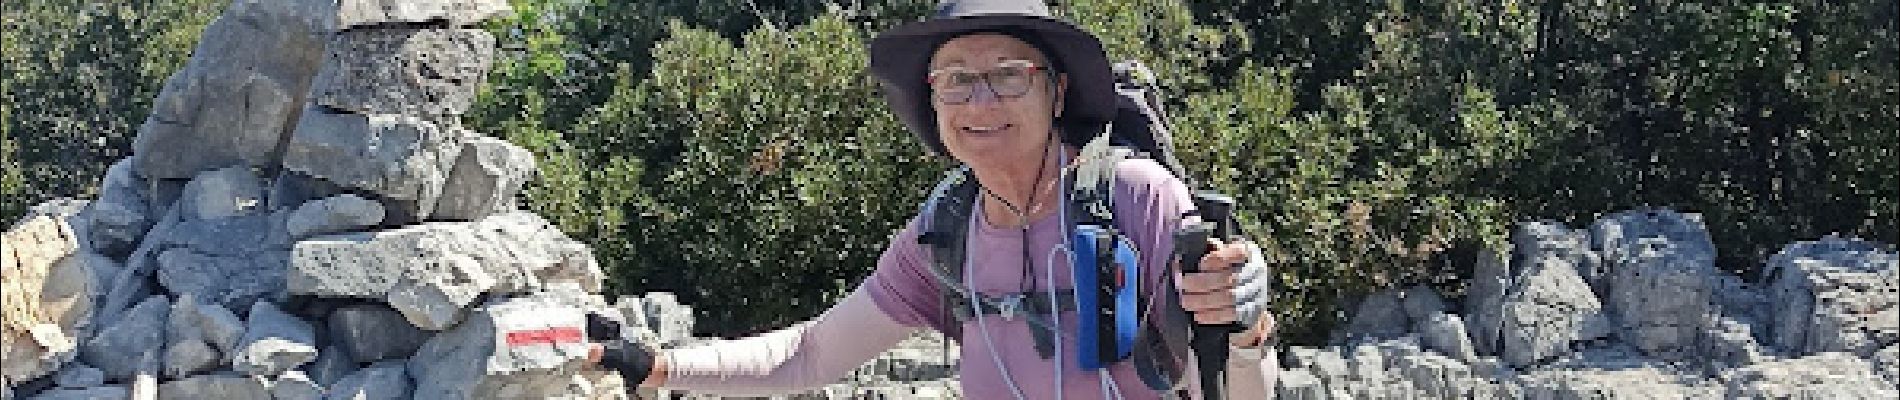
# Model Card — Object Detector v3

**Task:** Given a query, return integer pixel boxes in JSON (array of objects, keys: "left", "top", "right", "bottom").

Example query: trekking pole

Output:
[{"left": 1172, "top": 191, "right": 1243, "bottom": 400}]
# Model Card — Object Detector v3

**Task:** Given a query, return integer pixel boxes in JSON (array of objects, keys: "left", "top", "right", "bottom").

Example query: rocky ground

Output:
[{"left": 3, "top": 0, "right": 1895, "bottom": 399}]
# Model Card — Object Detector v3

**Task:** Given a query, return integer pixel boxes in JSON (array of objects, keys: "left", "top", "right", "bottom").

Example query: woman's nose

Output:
[{"left": 964, "top": 82, "right": 1003, "bottom": 105}]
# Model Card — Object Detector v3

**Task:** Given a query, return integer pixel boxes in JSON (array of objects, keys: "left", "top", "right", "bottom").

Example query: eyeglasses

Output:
[{"left": 926, "top": 60, "right": 1052, "bottom": 105}]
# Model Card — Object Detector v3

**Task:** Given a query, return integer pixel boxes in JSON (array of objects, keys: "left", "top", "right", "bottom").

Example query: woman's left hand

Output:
[{"left": 1175, "top": 239, "right": 1276, "bottom": 345}]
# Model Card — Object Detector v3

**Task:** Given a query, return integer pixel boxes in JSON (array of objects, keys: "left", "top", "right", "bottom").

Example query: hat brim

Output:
[{"left": 869, "top": 15, "right": 1117, "bottom": 156}]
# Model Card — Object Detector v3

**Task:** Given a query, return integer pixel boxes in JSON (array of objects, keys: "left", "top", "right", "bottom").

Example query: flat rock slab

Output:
[
  {"left": 156, "top": 374, "right": 270, "bottom": 400},
  {"left": 282, "top": 107, "right": 465, "bottom": 221},
  {"left": 309, "top": 28, "right": 495, "bottom": 118},
  {"left": 131, "top": 0, "right": 326, "bottom": 179},
  {"left": 288, "top": 212, "right": 601, "bottom": 329}
]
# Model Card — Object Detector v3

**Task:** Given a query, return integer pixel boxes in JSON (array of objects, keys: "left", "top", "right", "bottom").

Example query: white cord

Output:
[{"left": 968, "top": 255, "right": 1029, "bottom": 400}]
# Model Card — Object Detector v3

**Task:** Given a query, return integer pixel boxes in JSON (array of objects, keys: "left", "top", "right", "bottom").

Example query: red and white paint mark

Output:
[{"left": 504, "top": 326, "right": 585, "bottom": 347}]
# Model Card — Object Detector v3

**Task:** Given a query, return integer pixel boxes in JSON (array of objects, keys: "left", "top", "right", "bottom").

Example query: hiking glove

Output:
[{"left": 586, "top": 312, "right": 657, "bottom": 386}]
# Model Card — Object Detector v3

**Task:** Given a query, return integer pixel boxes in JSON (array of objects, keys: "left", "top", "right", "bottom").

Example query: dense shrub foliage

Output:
[{"left": 5, "top": 0, "right": 1894, "bottom": 343}]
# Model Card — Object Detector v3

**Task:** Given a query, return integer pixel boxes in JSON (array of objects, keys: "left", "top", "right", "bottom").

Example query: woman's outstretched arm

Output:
[{"left": 651, "top": 283, "right": 922, "bottom": 396}]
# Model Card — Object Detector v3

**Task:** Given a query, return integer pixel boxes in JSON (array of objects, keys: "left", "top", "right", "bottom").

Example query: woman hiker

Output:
[{"left": 587, "top": 1, "right": 1278, "bottom": 398}]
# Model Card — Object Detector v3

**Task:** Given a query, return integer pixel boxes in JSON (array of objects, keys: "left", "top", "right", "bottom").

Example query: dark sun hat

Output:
[{"left": 868, "top": 0, "right": 1118, "bottom": 156}]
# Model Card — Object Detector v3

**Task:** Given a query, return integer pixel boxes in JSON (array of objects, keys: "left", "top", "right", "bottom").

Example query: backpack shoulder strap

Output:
[{"left": 917, "top": 166, "right": 979, "bottom": 336}]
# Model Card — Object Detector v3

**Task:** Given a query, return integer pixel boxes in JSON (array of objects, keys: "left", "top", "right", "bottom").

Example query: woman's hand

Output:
[
  {"left": 585, "top": 312, "right": 666, "bottom": 387},
  {"left": 1175, "top": 240, "right": 1276, "bottom": 346}
]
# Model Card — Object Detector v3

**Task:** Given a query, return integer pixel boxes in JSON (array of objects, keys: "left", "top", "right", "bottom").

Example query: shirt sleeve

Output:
[
  {"left": 659, "top": 282, "right": 923, "bottom": 396},
  {"left": 860, "top": 214, "right": 955, "bottom": 334}
]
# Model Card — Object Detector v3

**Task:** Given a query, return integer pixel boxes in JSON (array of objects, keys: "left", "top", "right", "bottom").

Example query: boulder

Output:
[
  {"left": 308, "top": 28, "right": 495, "bottom": 118},
  {"left": 285, "top": 194, "right": 385, "bottom": 240},
  {"left": 232, "top": 302, "right": 318, "bottom": 377},
  {"left": 433, "top": 137, "right": 535, "bottom": 221},
  {"left": 1, "top": 204, "right": 95, "bottom": 387},
  {"left": 176, "top": 166, "right": 267, "bottom": 221},
  {"left": 288, "top": 212, "right": 601, "bottom": 329},
  {"left": 21, "top": 386, "right": 128, "bottom": 400},
  {"left": 78, "top": 295, "right": 169, "bottom": 381},
  {"left": 271, "top": 370, "right": 321, "bottom": 400},
  {"left": 327, "top": 305, "right": 428, "bottom": 363},
  {"left": 1499, "top": 256, "right": 1612, "bottom": 367},
  {"left": 409, "top": 292, "right": 602, "bottom": 400},
  {"left": 86, "top": 159, "right": 154, "bottom": 258},
  {"left": 131, "top": 0, "right": 327, "bottom": 179},
  {"left": 1722, "top": 352, "right": 1898, "bottom": 399},
  {"left": 156, "top": 374, "right": 271, "bottom": 400},
  {"left": 306, "top": 345, "right": 356, "bottom": 388},
  {"left": 1417, "top": 313, "right": 1477, "bottom": 362},
  {"left": 1765, "top": 236, "right": 1900, "bottom": 358},
  {"left": 49, "top": 364, "right": 102, "bottom": 389},
  {"left": 326, "top": 361, "right": 411, "bottom": 400},
  {"left": 1338, "top": 289, "right": 1410, "bottom": 343},
  {"left": 1593, "top": 209, "right": 1718, "bottom": 361},
  {"left": 156, "top": 248, "right": 290, "bottom": 314},
  {"left": 281, "top": 106, "right": 465, "bottom": 222},
  {"left": 1463, "top": 248, "right": 1510, "bottom": 357}
]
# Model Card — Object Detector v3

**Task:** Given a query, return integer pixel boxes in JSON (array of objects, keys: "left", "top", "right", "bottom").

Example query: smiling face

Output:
[{"left": 928, "top": 33, "right": 1066, "bottom": 170}]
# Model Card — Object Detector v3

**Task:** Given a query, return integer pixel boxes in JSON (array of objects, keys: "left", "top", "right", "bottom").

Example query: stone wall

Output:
[{"left": 1280, "top": 209, "right": 1899, "bottom": 399}]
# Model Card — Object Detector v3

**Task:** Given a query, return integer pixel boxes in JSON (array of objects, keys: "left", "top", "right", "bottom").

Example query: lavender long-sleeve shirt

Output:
[{"left": 661, "top": 159, "right": 1275, "bottom": 398}]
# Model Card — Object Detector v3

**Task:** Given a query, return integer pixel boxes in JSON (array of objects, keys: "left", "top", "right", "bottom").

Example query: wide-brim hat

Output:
[{"left": 869, "top": 0, "right": 1117, "bottom": 156}]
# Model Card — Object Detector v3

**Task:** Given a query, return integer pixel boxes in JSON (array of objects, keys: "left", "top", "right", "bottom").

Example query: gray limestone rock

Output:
[
  {"left": 157, "top": 374, "right": 271, "bottom": 400},
  {"left": 1400, "top": 285, "right": 1447, "bottom": 322},
  {"left": 383, "top": 254, "right": 489, "bottom": 330},
  {"left": 1418, "top": 313, "right": 1477, "bottom": 362},
  {"left": 86, "top": 159, "right": 154, "bottom": 257},
  {"left": 285, "top": 194, "right": 385, "bottom": 240},
  {"left": 232, "top": 302, "right": 319, "bottom": 377},
  {"left": 306, "top": 345, "right": 356, "bottom": 388},
  {"left": 309, "top": 28, "right": 495, "bottom": 118},
  {"left": 1594, "top": 210, "right": 1718, "bottom": 361},
  {"left": 319, "top": 0, "right": 512, "bottom": 31},
  {"left": 1499, "top": 257, "right": 1612, "bottom": 368},
  {"left": 1514, "top": 221, "right": 1603, "bottom": 293},
  {"left": 1722, "top": 352, "right": 1897, "bottom": 399},
  {"left": 266, "top": 170, "right": 344, "bottom": 212},
  {"left": 49, "top": 364, "right": 101, "bottom": 389},
  {"left": 161, "top": 339, "right": 220, "bottom": 379},
  {"left": 409, "top": 292, "right": 599, "bottom": 400},
  {"left": 1464, "top": 248, "right": 1511, "bottom": 357},
  {"left": 176, "top": 166, "right": 267, "bottom": 221},
  {"left": 326, "top": 361, "right": 410, "bottom": 400},
  {"left": 79, "top": 295, "right": 168, "bottom": 380},
  {"left": 327, "top": 305, "right": 428, "bottom": 363},
  {"left": 131, "top": 0, "right": 326, "bottom": 179},
  {"left": 1340, "top": 289, "right": 1411, "bottom": 343},
  {"left": 196, "top": 301, "right": 248, "bottom": 356},
  {"left": 281, "top": 106, "right": 465, "bottom": 222},
  {"left": 432, "top": 137, "right": 535, "bottom": 221},
  {"left": 156, "top": 248, "right": 290, "bottom": 314},
  {"left": 23, "top": 386, "right": 127, "bottom": 400},
  {"left": 1765, "top": 236, "right": 1899, "bottom": 358},
  {"left": 272, "top": 370, "right": 321, "bottom": 400},
  {"left": 639, "top": 292, "right": 696, "bottom": 347}
]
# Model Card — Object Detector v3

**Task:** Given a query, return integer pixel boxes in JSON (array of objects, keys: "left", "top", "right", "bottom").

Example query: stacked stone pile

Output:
[
  {"left": 1278, "top": 209, "right": 1900, "bottom": 399},
  {"left": 5, "top": 0, "right": 629, "bottom": 399}
]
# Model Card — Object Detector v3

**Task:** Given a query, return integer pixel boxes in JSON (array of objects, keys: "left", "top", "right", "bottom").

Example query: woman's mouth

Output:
[{"left": 960, "top": 124, "right": 1015, "bottom": 136}]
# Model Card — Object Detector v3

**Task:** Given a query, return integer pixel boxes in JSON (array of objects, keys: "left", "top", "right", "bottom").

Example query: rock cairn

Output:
[
  {"left": 1281, "top": 209, "right": 1899, "bottom": 399},
  {"left": 4, "top": 0, "right": 657, "bottom": 399}
]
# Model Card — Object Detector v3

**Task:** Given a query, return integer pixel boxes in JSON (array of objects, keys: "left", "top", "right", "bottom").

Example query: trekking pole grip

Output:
[{"left": 1174, "top": 191, "right": 1241, "bottom": 400}]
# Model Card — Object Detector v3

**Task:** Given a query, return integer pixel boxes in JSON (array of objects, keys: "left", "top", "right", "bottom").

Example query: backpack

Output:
[{"left": 913, "top": 60, "right": 1193, "bottom": 393}]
